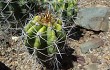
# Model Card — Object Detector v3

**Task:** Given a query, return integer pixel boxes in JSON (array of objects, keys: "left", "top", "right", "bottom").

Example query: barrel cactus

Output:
[{"left": 24, "top": 11, "right": 66, "bottom": 69}]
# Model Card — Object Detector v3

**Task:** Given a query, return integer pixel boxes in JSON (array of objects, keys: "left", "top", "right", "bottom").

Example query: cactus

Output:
[
  {"left": 0, "top": 0, "right": 44, "bottom": 28},
  {"left": 24, "top": 11, "right": 66, "bottom": 69}
]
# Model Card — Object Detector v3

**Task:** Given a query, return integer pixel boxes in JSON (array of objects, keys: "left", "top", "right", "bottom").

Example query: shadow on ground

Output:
[
  {"left": 0, "top": 62, "right": 11, "bottom": 70},
  {"left": 65, "top": 26, "right": 84, "bottom": 40},
  {"left": 39, "top": 47, "right": 77, "bottom": 70}
]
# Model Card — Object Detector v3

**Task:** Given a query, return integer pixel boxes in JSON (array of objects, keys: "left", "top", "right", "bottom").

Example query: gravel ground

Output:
[
  {"left": 0, "top": 0, "right": 110, "bottom": 70},
  {"left": 78, "top": 0, "right": 110, "bottom": 8}
]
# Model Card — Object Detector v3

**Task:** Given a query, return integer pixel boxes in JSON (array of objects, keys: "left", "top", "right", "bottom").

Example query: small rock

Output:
[
  {"left": 80, "top": 38, "right": 104, "bottom": 53},
  {"left": 88, "top": 54, "right": 101, "bottom": 64},
  {"left": 76, "top": 55, "right": 85, "bottom": 65},
  {"left": 76, "top": 7, "right": 110, "bottom": 31},
  {"left": 1, "top": 51, "right": 5, "bottom": 56},
  {"left": 0, "top": 31, "right": 5, "bottom": 40},
  {"left": 86, "top": 63, "right": 98, "bottom": 70},
  {"left": 89, "top": 55, "right": 98, "bottom": 63},
  {"left": 11, "top": 36, "right": 19, "bottom": 42},
  {"left": 104, "top": 55, "right": 110, "bottom": 60}
]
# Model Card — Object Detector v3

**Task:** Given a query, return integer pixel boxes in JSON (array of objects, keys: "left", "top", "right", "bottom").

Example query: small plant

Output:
[{"left": 24, "top": 11, "right": 66, "bottom": 69}]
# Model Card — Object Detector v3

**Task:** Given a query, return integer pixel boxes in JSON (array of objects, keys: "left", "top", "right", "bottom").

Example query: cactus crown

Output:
[
  {"left": 41, "top": 11, "right": 52, "bottom": 23},
  {"left": 38, "top": 11, "right": 56, "bottom": 26},
  {"left": 38, "top": 11, "right": 55, "bottom": 26}
]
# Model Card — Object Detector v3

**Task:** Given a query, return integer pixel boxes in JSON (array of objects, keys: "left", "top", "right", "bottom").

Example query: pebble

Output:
[
  {"left": 104, "top": 55, "right": 110, "bottom": 60},
  {"left": 88, "top": 54, "right": 98, "bottom": 63}
]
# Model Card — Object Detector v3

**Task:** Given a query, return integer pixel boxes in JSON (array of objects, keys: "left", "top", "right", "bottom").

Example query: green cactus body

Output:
[
  {"left": 24, "top": 15, "right": 42, "bottom": 32},
  {"left": 24, "top": 21, "right": 35, "bottom": 32},
  {"left": 54, "top": 23, "right": 66, "bottom": 41},
  {"left": 47, "top": 27, "right": 57, "bottom": 54},
  {"left": 57, "top": 19, "right": 62, "bottom": 25},
  {"left": 25, "top": 37, "right": 35, "bottom": 48},
  {"left": 32, "top": 16, "right": 41, "bottom": 23},
  {"left": 34, "top": 26, "right": 47, "bottom": 49},
  {"left": 24, "top": 12, "right": 66, "bottom": 67},
  {"left": 34, "top": 36, "right": 41, "bottom": 49},
  {"left": 26, "top": 24, "right": 42, "bottom": 37}
]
